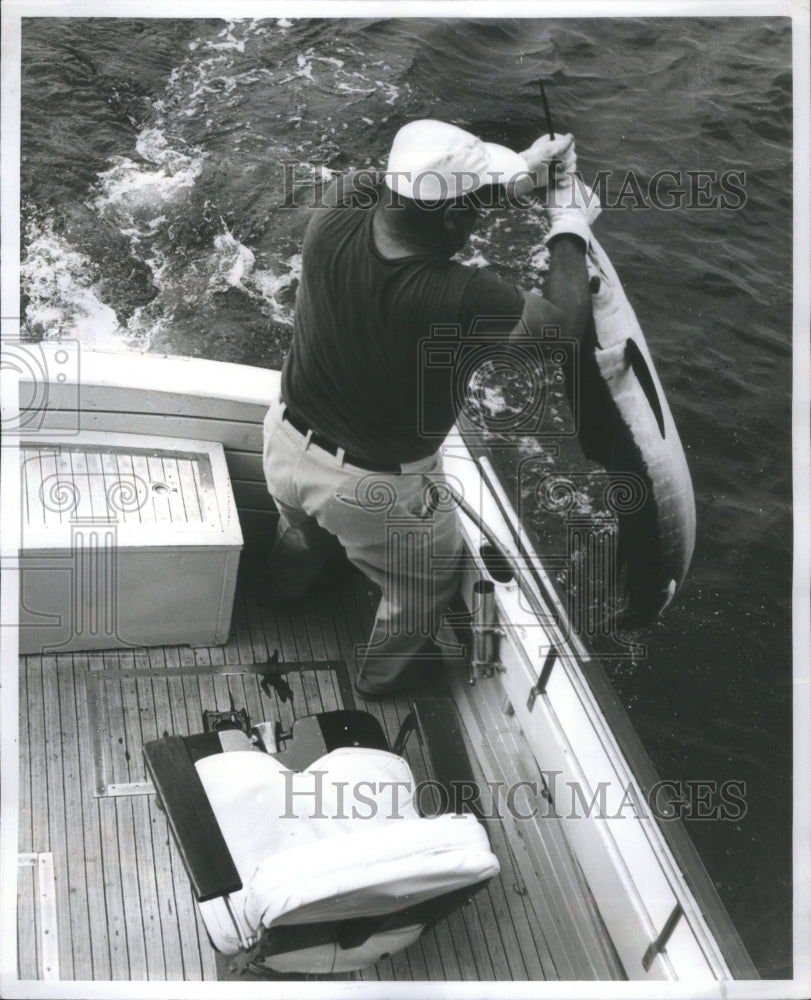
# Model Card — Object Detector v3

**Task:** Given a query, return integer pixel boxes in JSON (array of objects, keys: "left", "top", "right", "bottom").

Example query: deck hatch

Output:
[{"left": 85, "top": 659, "right": 353, "bottom": 798}]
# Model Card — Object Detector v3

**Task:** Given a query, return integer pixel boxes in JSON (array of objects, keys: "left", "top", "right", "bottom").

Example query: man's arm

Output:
[
  {"left": 514, "top": 234, "right": 591, "bottom": 344},
  {"left": 513, "top": 137, "right": 597, "bottom": 345}
]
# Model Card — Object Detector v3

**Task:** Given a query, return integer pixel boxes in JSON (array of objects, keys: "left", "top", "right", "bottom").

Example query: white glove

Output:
[
  {"left": 545, "top": 172, "right": 601, "bottom": 247},
  {"left": 521, "top": 132, "right": 577, "bottom": 180}
]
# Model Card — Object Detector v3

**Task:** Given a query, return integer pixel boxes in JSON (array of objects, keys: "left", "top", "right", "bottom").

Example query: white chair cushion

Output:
[
  {"left": 194, "top": 745, "right": 499, "bottom": 956},
  {"left": 195, "top": 747, "right": 420, "bottom": 952},
  {"left": 246, "top": 811, "right": 499, "bottom": 929},
  {"left": 194, "top": 747, "right": 420, "bottom": 871}
]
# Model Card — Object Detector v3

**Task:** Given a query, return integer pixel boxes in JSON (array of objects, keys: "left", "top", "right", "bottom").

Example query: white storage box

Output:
[{"left": 18, "top": 431, "right": 243, "bottom": 654}]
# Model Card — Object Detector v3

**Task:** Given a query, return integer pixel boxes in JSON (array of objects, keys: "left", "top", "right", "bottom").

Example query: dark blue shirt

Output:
[{"left": 282, "top": 176, "right": 522, "bottom": 462}]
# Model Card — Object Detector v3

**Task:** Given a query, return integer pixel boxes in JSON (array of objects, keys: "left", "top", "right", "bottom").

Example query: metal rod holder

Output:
[{"left": 470, "top": 579, "right": 503, "bottom": 684}]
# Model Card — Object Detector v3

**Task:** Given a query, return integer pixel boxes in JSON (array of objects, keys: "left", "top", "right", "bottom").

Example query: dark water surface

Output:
[{"left": 20, "top": 15, "right": 794, "bottom": 977}]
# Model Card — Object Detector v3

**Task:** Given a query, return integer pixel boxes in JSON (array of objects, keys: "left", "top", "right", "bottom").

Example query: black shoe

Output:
[{"left": 353, "top": 665, "right": 431, "bottom": 701}]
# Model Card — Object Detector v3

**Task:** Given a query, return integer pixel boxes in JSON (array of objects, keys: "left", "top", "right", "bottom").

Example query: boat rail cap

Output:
[{"left": 12, "top": 343, "right": 279, "bottom": 407}]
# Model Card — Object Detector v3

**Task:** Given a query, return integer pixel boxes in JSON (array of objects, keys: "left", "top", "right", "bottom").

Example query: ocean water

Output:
[{"left": 19, "top": 15, "right": 794, "bottom": 977}]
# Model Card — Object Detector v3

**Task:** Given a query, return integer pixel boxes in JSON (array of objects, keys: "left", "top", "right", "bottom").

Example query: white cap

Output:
[{"left": 384, "top": 120, "right": 530, "bottom": 202}]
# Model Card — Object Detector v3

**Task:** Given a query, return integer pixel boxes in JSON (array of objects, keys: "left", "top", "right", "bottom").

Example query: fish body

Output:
[{"left": 576, "top": 232, "right": 696, "bottom": 625}]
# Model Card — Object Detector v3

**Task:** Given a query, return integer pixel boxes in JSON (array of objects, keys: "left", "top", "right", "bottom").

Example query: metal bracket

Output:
[
  {"left": 18, "top": 853, "right": 59, "bottom": 980},
  {"left": 642, "top": 902, "right": 683, "bottom": 972},
  {"left": 526, "top": 646, "right": 558, "bottom": 712}
]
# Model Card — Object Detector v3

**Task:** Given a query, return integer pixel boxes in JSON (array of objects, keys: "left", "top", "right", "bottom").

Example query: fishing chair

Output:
[{"left": 143, "top": 697, "right": 499, "bottom": 975}]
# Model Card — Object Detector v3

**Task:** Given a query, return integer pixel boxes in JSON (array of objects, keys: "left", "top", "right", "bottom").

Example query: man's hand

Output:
[{"left": 518, "top": 132, "right": 577, "bottom": 193}]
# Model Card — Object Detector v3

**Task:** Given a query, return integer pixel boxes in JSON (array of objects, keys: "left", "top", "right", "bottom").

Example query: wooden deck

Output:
[{"left": 16, "top": 562, "right": 623, "bottom": 983}]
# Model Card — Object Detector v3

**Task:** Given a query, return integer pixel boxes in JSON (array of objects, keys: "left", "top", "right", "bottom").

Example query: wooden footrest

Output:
[{"left": 394, "top": 697, "right": 481, "bottom": 817}]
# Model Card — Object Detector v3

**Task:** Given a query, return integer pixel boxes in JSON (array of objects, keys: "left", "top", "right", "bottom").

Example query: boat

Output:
[{"left": 0, "top": 341, "right": 758, "bottom": 986}]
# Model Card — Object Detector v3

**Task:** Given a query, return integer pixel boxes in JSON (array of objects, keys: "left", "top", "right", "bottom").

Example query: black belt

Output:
[{"left": 282, "top": 407, "right": 401, "bottom": 473}]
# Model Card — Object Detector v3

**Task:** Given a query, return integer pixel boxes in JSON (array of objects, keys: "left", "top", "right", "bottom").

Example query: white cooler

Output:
[{"left": 18, "top": 431, "right": 243, "bottom": 654}]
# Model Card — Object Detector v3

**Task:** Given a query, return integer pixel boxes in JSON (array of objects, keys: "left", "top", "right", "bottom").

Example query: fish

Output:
[{"left": 573, "top": 229, "right": 697, "bottom": 626}]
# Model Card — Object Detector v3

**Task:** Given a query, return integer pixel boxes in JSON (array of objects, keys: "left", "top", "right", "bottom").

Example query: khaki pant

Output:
[{"left": 262, "top": 395, "right": 463, "bottom": 690}]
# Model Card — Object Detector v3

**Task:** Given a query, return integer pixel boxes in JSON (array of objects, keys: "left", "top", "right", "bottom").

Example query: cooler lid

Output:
[{"left": 20, "top": 432, "right": 243, "bottom": 548}]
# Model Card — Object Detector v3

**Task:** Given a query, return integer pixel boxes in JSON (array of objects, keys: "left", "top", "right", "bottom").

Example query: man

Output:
[{"left": 262, "top": 119, "right": 595, "bottom": 698}]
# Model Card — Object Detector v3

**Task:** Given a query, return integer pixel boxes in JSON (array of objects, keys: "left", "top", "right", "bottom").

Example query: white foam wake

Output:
[
  {"left": 21, "top": 217, "right": 144, "bottom": 351},
  {"left": 93, "top": 126, "right": 205, "bottom": 218},
  {"left": 209, "top": 229, "right": 302, "bottom": 324}
]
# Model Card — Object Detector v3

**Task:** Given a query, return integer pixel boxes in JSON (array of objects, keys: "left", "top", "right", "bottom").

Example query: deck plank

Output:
[
  {"left": 114, "top": 653, "right": 159, "bottom": 979},
  {"left": 26, "top": 658, "right": 49, "bottom": 857},
  {"left": 40, "top": 654, "right": 74, "bottom": 980},
  {"left": 18, "top": 663, "right": 41, "bottom": 980},
  {"left": 286, "top": 603, "right": 322, "bottom": 714},
  {"left": 239, "top": 578, "right": 274, "bottom": 667},
  {"left": 191, "top": 648, "right": 218, "bottom": 725},
  {"left": 463, "top": 688, "right": 580, "bottom": 978},
  {"left": 161, "top": 646, "right": 192, "bottom": 735},
  {"left": 57, "top": 655, "right": 95, "bottom": 979},
  {"left": 132, "top": 795, "right": 168, "bottom": 979},
  {"left": 310, "top": 589, "right": 345, "bottom": 706},
  {"left": 72, "top": 653, "right": 114, "bottom": 980},
  {"left": 18, "top": 665, "right": 33, "bottom": 861},
  {"left": 113, "top": 795, "right": 147, "bottom": 977},
  {"left": 110, "top": 649, "right": 159, "bottom": 979},
  {"left": 499, "top": 729, "right": 617, "bottom": 977},
  {"left": 142, "top": 649, "right": 188, "bottom": 980},
  {"left": 95, "top": 797, "right": 130, "bottom": 980},
  {"left": 400, "top": 937, "right": 428, "bottom": 981},
  {"left": 302, "top": 598, "right": 341, "bottom": 713},
  {"left": 483, "top": 828, "right": 542, "bottom": 980},
  {"left": 83, "top": 649, "right": 132, "bottom": 980},
  {"left": 17, "top": 666, "right": 40, "bottom": 980},
  {"left": 273, "top": 602, "right": 312, "bottom": 718},
  {"left": 151, "top": 647, "right": 211, "bottom": 980},
  {"left": 459, "top": 891, "right": 497, "bottom": 981}
]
